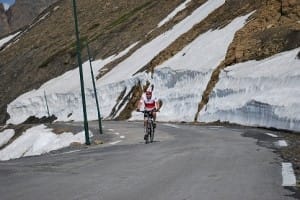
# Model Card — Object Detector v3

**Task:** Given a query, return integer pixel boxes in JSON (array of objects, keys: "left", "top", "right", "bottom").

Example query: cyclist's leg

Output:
[
  {"left": 152, "top": 112, "right": 156, "bottom": 121},
  {"left": 152, "top": 112, "right": 157, "bottom": 128}
]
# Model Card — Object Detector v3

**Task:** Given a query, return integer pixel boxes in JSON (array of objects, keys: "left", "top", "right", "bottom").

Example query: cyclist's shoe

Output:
[
  {"left": 144, "top": 134, "right": 148, "bottom": 140},
  {"left": 153, "top": 123, "right": 156, "bottom": 129}
]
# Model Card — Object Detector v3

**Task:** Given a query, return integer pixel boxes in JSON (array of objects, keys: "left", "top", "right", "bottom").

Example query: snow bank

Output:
[{"left": 200, "top": 48, "right": 300, "bottom": 131}]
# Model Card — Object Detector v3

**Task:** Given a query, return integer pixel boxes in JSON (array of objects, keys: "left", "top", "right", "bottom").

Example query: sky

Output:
[
  {"left": 0, "top": 0, "right": 14, "bottom": 10},
  {"left": 0, "top": 0, "right": 14, "bottom": 5},
  {"left": 0, "top": 0, "right": 299, "bottom": 161}
]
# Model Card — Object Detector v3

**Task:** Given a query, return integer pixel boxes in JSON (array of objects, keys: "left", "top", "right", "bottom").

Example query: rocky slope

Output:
[
  {"left": 0, "top": 3, "right": 10, "bottom": 35},
  {"left": 0, "top": 0, "right": 185, "bottom": 124},
  {"left": 0, "top": 0, "right": 58, "bottom": 38}
]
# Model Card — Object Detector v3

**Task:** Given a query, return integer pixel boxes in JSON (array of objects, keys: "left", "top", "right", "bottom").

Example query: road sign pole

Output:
[
  {"left": 87, "top": 43, "right": 103, "bottom": 134},
  {"left": 72, "top": 0, "right": 90, "bottom": 145}
]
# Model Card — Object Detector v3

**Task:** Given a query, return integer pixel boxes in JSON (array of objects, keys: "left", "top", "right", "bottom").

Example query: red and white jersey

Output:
[{"left": 140, "top": 93, "right": 158, "bottom": 111}]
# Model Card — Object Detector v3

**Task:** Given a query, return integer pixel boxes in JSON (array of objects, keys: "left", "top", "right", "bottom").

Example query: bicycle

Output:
[{"left": 138, "top": 110, "right": 156, "bottom": 144}]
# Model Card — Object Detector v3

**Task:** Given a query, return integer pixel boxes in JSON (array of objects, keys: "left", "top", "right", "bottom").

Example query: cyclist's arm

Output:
[
  {"left": 137, "top": 98, "right": 144, "bottom": 111},
  {"left": 154, "top": 98, "right": 160, "bottom": 111}
]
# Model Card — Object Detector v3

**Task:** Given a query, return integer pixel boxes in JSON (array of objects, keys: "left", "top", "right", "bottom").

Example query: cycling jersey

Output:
[{"left": 140, "top": 93, "right": 158, "bottom": 111}]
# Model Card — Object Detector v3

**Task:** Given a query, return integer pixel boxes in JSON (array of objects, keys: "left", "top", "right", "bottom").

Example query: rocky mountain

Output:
[
  {"left": 0, "top": 0, "right": 299, "bottom": 130},
  {"left": 0, "top": 3, "right": 10, "bottom": 35},
  {"left": 0, "top": 0, "right": 58, "bottom": 38}
]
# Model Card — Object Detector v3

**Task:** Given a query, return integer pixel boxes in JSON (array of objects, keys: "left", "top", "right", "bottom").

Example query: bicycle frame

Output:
[{"left": 139, "top": 110, "right": 155, "bottom": 143}]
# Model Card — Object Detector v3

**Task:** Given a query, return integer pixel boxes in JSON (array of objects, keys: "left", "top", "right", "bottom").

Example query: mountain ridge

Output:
[{"left": 0, "top": 0, "right": 58, "bottom": 38}]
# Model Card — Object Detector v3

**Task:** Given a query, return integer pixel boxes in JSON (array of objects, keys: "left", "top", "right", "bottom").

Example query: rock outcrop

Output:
[{"left": 225, "top": 0, "right": 300, "bottom": 66}]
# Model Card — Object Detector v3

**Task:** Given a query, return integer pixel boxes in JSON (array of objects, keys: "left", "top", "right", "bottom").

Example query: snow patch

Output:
[
  {"left": 157, "top": 0, "right": 192, "bottom": 27},
  {"left": 0, "top": 124, "right": 92, "bottom": 161},
  {"left": 0, "top": 129, "right": 15, "bottom": 148}
]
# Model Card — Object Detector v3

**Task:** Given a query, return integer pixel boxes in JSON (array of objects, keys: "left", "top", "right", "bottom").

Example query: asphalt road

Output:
[{"left": 0, "top": 121, "right": 298, "bottom": 200}]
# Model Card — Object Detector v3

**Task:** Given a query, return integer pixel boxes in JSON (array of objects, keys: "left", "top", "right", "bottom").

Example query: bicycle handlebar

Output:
[{"left": 136, "top": 109, "right": 159, "bottom": 113}]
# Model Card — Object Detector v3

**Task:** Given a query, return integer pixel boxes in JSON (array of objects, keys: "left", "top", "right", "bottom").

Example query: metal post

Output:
[
  {"left": 72, "top": 0, "right": 90, "bottom": 145},
  {"left": 86, "top": 43, "right": 103, "bottom": 134}
]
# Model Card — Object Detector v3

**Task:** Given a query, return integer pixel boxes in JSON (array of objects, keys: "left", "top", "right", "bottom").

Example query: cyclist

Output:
[{"left": 136, "top": 90, "right": 160, "bottom": 139}]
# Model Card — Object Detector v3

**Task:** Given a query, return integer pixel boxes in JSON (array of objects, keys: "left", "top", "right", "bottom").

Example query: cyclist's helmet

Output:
[{"left": 146, "top": 91, "right": 152, "bottom": 99}]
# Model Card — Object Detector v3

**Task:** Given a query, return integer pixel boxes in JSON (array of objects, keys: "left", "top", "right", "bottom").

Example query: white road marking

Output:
[
  {"left": 120, "top": 136, "right": 125, "bottom": 139},
  {"left": 265, "top": 133, "right": 278, "bottom": 138},
  {"left": 282, "top": 162, "right": 296, "bottom": 186},
  {"left": 208, "top": 126, "right": 223, "bottom": 128},
  {"left": 164, "top": 123, "right": 180, "bottom": 128},
  {"left": 108, "top": 129, "right": 114, "bottom": 132},
  {"left": 208, "top": 127, "right": 221, "bottom": 130},
  {"left": 110, "top": 140, "right": 122, "bottom": 145},
  {"left": 275, "top": 140, "right": 288, "bottom": 147},
  {"left": 114, "top": 132, "right": 120, "bottom": 135}
]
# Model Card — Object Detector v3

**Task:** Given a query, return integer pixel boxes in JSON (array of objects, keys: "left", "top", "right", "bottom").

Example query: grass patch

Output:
[{"left": 106, "top": 1, "right": 153, "bottom": 30}]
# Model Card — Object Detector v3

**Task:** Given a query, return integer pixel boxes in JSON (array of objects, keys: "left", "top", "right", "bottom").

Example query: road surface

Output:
[{"left": 0, "top": 121, "right": 298, "bottom": 200}]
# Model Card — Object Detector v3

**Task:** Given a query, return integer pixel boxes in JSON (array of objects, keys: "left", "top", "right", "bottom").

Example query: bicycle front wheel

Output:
[
  {"left": 150, "top": 121, "right": 154, "bottom": 143},
  {"left": 144, "top": 124, "right": 150, "bottom": 144}
]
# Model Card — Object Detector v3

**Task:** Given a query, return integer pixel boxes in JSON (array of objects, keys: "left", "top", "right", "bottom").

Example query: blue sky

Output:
[
  {"left": 0, "top": 0, "right": 14, "bottom": 10},
  {"left": 0, "top": 0, "right": 15, "bottom": 5}
]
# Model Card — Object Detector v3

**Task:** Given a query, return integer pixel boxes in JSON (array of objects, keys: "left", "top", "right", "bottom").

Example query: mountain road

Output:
[{"left": 0, "top": 121, "right": 299, "bottom": 200}]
